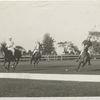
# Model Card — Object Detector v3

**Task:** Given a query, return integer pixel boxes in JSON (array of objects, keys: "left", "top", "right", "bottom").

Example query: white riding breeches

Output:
[{"left": 8, "top": 47, "right": 14, "bottom": 55}]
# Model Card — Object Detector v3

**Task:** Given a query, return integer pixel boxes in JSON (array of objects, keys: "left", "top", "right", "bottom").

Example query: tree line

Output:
[{"left": 25, "top": 31, "right": 100, "bottom": 56}]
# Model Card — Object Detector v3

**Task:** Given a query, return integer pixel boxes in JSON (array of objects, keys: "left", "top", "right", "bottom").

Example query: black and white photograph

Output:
[{"left": 0, "top": 0, "right": 100, "bottom": 100}]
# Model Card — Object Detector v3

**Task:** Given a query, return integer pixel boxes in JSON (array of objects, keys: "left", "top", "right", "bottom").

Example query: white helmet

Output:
[
  {"left": 8, "top": 36, "right": 13, "bottom": 41},
  {"left": 9, "top": 35, "right": 12, "bottom": 39}
]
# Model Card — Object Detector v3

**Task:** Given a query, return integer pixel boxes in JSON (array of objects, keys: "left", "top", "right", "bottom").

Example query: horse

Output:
[
  {"left": 30, "top": 51, "right": 42, "bottom": 66},
  {"left": 76, "top": 50, "right": 91, "bottom": 72},
  {"left": 0, "top": 43, "right": 22, "bottom": 71},
  {"left": 30, "top": 43, "right": 43, "bottom": 66}
]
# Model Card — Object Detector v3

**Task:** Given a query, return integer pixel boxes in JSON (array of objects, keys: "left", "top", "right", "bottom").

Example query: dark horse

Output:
[
  {"left": 0, "top": 43, "right": 22, "bottom": 71},
  {"left": 30, "top": 43, "right": 42, "bottom": 66},
  {"left": 30, "top": 51, "right": 42, "bottom": 66},
  {"left": 77, "top": 49, "right": 91, "bottom": 72}
]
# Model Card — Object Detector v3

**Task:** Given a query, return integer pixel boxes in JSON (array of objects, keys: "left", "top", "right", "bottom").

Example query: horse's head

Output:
[{"left": 0, "top": 42, "right": 7, "bottom": 54}]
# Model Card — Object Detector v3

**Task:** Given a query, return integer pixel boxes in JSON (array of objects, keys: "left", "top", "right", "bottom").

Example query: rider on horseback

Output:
[
  {"left": 31, "top": 41, "right": 42, "bottom": 65},
  {"left": 77, "top": 36, "right": 92, "bottom": 61},
  {"left": 6, "top": 35, "right": 15, "bottom": 56},
  {"left": 32, "top": 41, "right": 40, "bottom": 57}
]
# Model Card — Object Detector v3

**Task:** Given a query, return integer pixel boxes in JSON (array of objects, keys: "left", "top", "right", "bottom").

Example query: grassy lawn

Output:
[
  {"left": 0, "top": 60, "right": 100, "bottom": 74},
  {"left": 0, "top": 79, "right": 100, "bottom": 97},
  {"left": 0, "top": 60, "right": 100, "bottom": 97}
]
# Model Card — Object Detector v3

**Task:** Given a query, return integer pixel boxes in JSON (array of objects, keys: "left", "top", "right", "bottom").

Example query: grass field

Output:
[
  {"left": 0, "top": 59, "right": 100, "bottom": 97},
  {"left": 0, "top": 79, "right": 100, "bottom": 97},
  {"left": 0, "top": 59, "right": 100, "bottom": 74}
]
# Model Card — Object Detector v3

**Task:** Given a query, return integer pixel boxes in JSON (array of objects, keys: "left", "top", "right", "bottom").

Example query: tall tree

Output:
[
  {"left": 87, "top": 31, "right": 100, "bottom": 54},
  {"left": 92, "top": 41, "right": 100, "bottom": 54},
  {"left": 58, "top": 41, "right": 80, "bottom": 55},
  {"left": 89, "top": 31, "right": 100, "bottom": 41},
  {"left": 58, "top": 41, "right": 67, "bottom": 48},
  {"left": 42, "top": 33, "right": 55, "bottom": 55}
]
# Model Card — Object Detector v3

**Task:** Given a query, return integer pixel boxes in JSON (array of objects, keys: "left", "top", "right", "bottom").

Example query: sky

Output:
[{"left": 0, "top": 0, "right": 100, "bottom": 51}]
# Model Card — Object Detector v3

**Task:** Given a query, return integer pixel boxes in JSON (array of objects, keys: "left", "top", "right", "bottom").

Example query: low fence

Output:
[
  {"left": 0, "top": 55, "right": 78, "bottom": 62},
  {"left": 21, "top": 55, "right": 79, "bottom": 62},
  {"left": 0, "top": 54, "right": 100, "bottom": 62}
]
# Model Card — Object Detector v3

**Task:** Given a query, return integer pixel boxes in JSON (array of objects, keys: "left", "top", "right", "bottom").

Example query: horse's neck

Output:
[
  {"left": 3, "top": 50, "right": 7, "bottom": 56},
  {"left": 3, "top": 47, "right": 8, "bottom": 54}
]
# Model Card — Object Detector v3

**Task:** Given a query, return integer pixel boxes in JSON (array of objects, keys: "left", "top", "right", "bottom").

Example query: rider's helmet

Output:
[
  {"left": 9, "top": 33, "right": 15, "bottom": 40},
  {"left": 8, "top": 36, "right": 12, "bottom": 41}
]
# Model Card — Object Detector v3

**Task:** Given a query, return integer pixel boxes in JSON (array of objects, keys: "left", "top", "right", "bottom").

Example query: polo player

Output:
[
  {"left": 32, "top": 41, "right": 40, "bottom": 56},
  {"left": 6, "top": 36, "right": 15, "bottom": 56},
  {"left": 77, "top": 36, "right": 92, "bottom": 61}
]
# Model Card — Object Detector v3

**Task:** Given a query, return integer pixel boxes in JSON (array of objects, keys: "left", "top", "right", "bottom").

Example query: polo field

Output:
[{"left": 0, "top": 59, "right": 100, "bottom": 97}]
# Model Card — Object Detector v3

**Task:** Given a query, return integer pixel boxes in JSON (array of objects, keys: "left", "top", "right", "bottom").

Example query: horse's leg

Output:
[
  {"left": 34, "top": 59, "right": 39, "bottom": 68},
  {"left": 7, "top": 61, "right": 10, "bottom": 71},
  {"left": 34, "top": 59, "right": 37, "bottom": 67},
  {"left": 16, "top": 57, "right": 20, "bottom": 66},
  {"left": 34, "top": 61, "right": 36, "bottom": 67},
  {"left": 12, "top": 58, "right": 17, "bottom": 71},
  {"left": 82, "top": 62, "right": 86, "bottom": 67},
  {"left": 36, "top": 60, "right": 39, "bottom": 65},
  {"left": 77, "top": 61, "right": 87, "bottom": 72},
  {"left": 77, "top": 62, "right": 81, "bottom": 72},
  {"left": 36, "top": 57, "right": 40, "bottom": 65},
  {"left": 35, "top": 60, "right": 39, "bottom": 67},
  {"left": 4, "top": 60, "right": 8, "bottom": 70},
  {"left": 88, "top": 57, "right": 91, "bottom": 65},
  {"left": 82, "top": 59, "right": 88, "bottom": 68},
  {"left": 80, "top": 61, "right": 87, "bottom": 72},
  {"left": 10, "top": 57, "right": 16, "bottom": 71},
  {"left": 30, "top": 56, "right": 34, "bottom": 64},
  {"left": 3, "top": 59, "right": 6, "bottom": 67},
  {"left": 3, "top": 59, "right": 6, "bottom": 66},
  {"left": 88, "top": 60, "right": 91, "bottom": 65},
  {"left": 14, "top": 58, "right": 19, "bottom": 66},
  {"left": 13, "top": 57, "right": 16, "bottom": 66},
  {"left": 3, "top": 61, "right": 6, "bottom": 66},
  {"left": 87, "top": 53, "right": 91, "bottom": 65},
  {"left": 36, "top": 59, "right": 40, "bottom": 65}
]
